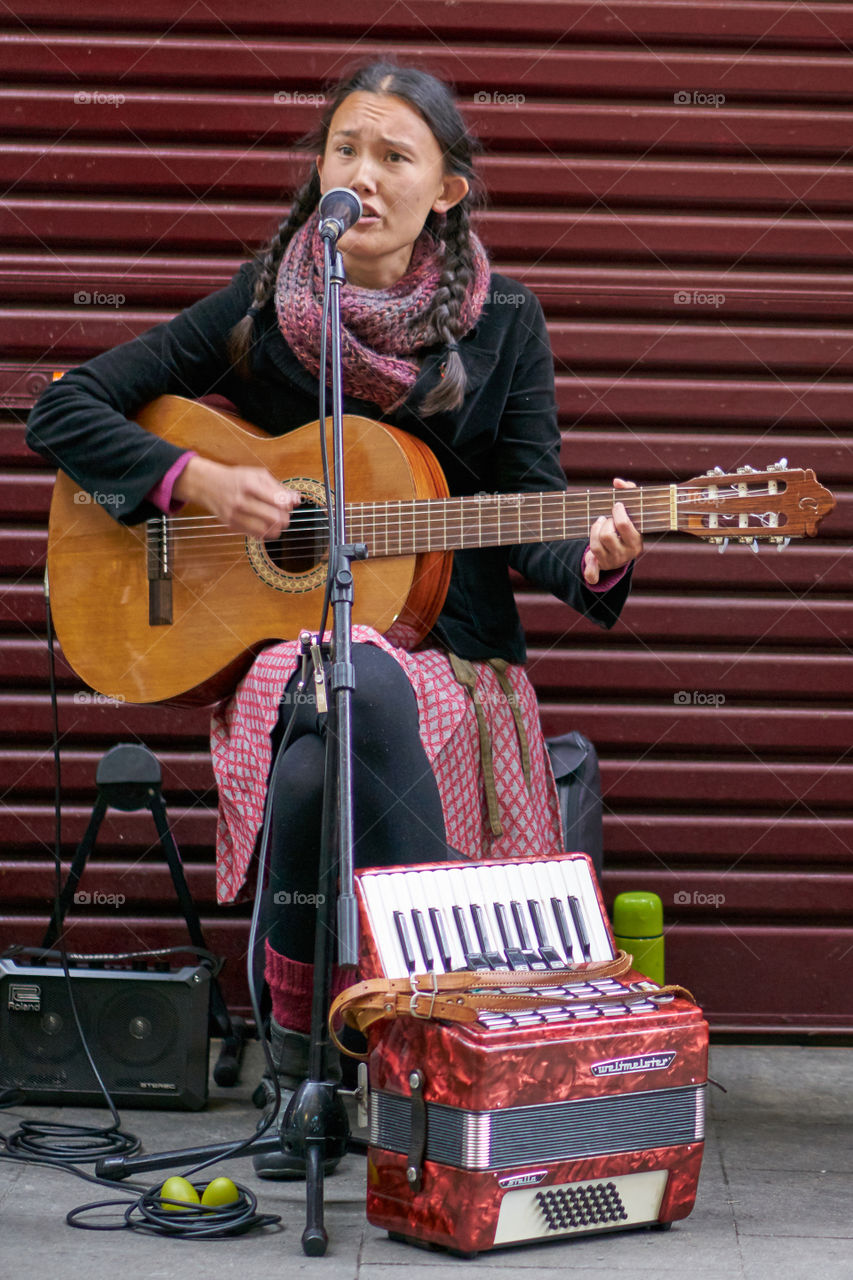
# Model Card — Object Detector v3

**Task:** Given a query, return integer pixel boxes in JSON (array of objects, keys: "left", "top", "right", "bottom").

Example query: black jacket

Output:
[{"left": 26, "top": 264, "right": 632, "bottom": 662}]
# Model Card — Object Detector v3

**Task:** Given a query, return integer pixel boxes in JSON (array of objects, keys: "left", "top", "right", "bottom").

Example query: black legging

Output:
[{"left": 266, "top": 644, "right": 449, "bottom": 962}]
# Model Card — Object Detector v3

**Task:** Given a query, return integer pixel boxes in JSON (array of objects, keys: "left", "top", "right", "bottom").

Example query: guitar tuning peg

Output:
[
  {"left": 775, "top": 536, "right": 791, "bottom": 552},
  {"left": 767, "top": 458, "right": 788, "bottom": 472},
  {"left": 750, "top": 538, "right": 759, "bottom": 553},
  {"left": 717, "top": 537, "right": 729, "bottom": 554},
  {"left": 737, "top": 465, "right": 758, "bottom": 474}
]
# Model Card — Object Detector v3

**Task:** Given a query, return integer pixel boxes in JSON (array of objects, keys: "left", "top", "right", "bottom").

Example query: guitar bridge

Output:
[{"left": 146, "top": 514, "right": 173, "bottom": 626}]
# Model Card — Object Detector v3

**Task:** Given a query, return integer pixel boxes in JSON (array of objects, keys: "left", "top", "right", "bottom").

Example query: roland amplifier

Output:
[{"left": 0, "top": 955, "right": 210, "bottom": 1109}]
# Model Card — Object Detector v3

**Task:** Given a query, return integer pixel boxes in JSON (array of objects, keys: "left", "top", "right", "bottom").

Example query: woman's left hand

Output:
[{"left": 582, "top": 477, "right": 643, "bottom": 585}]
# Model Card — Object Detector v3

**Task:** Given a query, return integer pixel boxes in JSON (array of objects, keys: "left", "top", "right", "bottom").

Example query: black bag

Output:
[{"left": 545, "top": 731, "right": 603, "bottom": 883}]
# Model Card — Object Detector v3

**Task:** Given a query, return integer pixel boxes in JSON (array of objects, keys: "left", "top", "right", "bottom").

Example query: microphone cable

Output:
[
  {"left": 59, "top": 701, "right": 304, "bottom": 1237},
  {"left": 313, "top": 231, "right": 338, "bottom": 643},
  {"left": 16, "top": 326, "right": 350, "bottom": 1229},
  {"left": 0, "top": 1109, "right": 279, "bottom": 1240},
  {"left": 1, "top": 577, "right": 285, "bottom": 1238},
  {"left": 0, "top": 581, "right": 141, "bottom": 1164}
]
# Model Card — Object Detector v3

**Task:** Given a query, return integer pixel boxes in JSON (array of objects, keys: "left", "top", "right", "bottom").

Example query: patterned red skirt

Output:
[{"left": 210, "top": 626, "right": 564, "bottom": 904}]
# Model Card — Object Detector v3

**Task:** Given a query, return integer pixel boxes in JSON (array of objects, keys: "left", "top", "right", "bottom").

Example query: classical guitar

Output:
[{"left": 46, "top": 395, "right": 836, "bottom": 706}]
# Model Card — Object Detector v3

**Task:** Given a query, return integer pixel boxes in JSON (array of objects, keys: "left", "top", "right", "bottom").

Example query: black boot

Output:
[{"left": 252, "top": 1019, "right": 343, "bottom": 1181}]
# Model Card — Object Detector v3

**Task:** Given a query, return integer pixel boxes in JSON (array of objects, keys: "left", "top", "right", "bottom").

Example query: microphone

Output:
[{"left": 318, "top": 187, "right": 363, "bottom": 242}]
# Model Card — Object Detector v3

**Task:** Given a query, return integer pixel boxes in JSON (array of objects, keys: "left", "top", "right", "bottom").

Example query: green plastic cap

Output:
[{"left": 612, "top": 891, "right": 663, "bottom": 939}]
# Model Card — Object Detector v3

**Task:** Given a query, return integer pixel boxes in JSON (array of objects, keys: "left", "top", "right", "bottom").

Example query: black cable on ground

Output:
[
  {"left": 68, "top": 1179, "right": 280, "bottom": 1238},
  {"left": 4, "top": 1116, "right": 140, "bottom": 1163},
  {"left": 0, "top": 1130, "right": 281, "bottom": 1239}
]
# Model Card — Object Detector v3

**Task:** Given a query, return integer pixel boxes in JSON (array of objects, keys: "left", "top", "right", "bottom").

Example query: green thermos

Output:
[{"left": 612, "top": 891, "right": 664, "bottom": 985}]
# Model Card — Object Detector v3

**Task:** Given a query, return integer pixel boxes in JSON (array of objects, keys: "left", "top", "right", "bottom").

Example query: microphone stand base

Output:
[
  {"left": 282, "top": 1078, "right": 350, "bottom": 1164},
  {"left": 284, "top": 1080, "right": 350, "bottom": 1256}
]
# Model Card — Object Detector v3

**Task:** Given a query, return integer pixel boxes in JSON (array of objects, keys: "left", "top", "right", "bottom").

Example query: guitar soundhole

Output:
[{"left": 264, "top": 499, "right": 328, "bottom": 575}]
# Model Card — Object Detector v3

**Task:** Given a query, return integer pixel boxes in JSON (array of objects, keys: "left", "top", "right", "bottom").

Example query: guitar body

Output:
[{"left": 47, "top": 396, "right": 452, "bottom": 705}]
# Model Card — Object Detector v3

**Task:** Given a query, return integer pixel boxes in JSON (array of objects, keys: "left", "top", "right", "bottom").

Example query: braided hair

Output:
[
  {"left": 227, "top": 172, "right": 320, "bottom": 377},
  {"left": 228, "top": 61, "right": 484, "bottom": 415}
]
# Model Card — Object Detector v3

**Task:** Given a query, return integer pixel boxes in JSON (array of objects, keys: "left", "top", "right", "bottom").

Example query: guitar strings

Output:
[
  {"left": 133, "top": 501, "right": 782, "bottom": 571},
  {"left": 150, "top": 485, "right": 779, "bottom": 547},
  {"left": 67, "top": 486, "right": 785, "bottom": 570}
]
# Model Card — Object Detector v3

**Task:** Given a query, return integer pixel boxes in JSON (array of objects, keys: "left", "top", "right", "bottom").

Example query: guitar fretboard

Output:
[{"left": 345, "top": 487, "right": 676, "bottom": 558}]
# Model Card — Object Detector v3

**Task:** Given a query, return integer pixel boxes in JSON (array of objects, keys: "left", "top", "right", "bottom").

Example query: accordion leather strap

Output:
[{"left": 328, "top": 951, "right": 696, "bottom": 1057}]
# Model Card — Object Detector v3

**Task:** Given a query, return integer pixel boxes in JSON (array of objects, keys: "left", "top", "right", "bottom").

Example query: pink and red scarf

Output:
[{"left": 274, "top": 210, "right": 490, "bottom": 412}]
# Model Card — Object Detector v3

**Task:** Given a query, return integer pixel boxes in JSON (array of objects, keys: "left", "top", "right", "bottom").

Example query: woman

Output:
[{"left": 26, "top": 62, "right": 642, "bottom": 1177}]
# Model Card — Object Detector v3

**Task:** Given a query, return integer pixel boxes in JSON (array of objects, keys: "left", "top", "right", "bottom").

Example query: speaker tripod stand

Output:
[{"left": 41, "top": 741, "right": 249, "bottom": 1086}]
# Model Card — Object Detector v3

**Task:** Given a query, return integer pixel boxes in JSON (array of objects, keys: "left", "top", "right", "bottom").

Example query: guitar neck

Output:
[{"left": 347, "top": 485, "right": 676, "bottom": 557}]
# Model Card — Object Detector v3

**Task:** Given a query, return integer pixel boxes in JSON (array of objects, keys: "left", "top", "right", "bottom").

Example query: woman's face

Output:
[{"left": 317, "top": 91, "right": 468, "bottom": 289}]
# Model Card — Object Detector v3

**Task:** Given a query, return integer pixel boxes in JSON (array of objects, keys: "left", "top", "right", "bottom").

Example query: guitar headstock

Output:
[{"left": 677, "top": 459, "right": 836, "bottom": 549}]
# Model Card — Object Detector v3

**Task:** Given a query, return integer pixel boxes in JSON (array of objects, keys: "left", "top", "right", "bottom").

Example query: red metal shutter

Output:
[{"left": 1, "top": 1, "right": 851, "bottom": 1030}]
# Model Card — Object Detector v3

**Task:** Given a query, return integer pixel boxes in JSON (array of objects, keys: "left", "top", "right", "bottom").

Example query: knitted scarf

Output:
[{"left": 274, "top": 210, "right": 491, "bottom": 412}]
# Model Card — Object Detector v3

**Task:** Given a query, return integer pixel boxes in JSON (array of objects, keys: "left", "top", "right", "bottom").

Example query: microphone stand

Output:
[
  {"left": 92, "top": 224, "right": 366, "bottom": 1258},
  {"left": 286, "top": 231, "right": 365, "bottom": 1255}
]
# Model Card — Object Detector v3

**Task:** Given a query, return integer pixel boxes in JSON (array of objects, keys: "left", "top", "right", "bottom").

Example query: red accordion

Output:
[{"left": 354, "top": 853, "right": 708, "bottom": 1256}]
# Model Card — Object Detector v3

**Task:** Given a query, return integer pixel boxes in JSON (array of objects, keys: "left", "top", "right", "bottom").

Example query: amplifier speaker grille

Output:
[{"left": 0, "top": 957, "right": 210, "bottom": 1109}]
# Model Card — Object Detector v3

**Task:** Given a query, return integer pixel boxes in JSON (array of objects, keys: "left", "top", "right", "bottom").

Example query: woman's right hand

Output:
[{"left": 173, "top": 456, "right": 300, "bottom": 538}]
